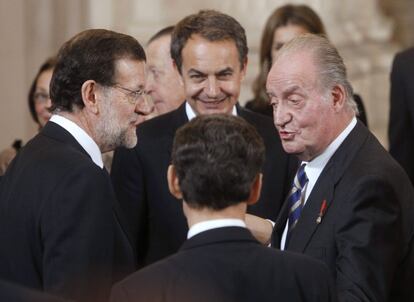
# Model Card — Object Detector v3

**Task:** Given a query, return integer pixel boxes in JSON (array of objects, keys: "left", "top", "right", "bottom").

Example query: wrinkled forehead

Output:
[{"left": 267, "top": 51, "right": 319, "bottom": 94}]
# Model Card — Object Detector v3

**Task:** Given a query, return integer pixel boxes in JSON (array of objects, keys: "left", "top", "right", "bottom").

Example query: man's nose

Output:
[
  {"left": 135, "top": 95, "right": 155, "bottom": 115},
  {"left": 205, "top": 77, "right": 219, "bottom": 98},
  {"left": 273, "top": 103, "right": 291, "bottom": 128}
]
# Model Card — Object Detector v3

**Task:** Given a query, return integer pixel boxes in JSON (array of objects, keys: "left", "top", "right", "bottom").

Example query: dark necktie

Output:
[{"left": 286, "top": 164, "right": 308, "bottom": 242}]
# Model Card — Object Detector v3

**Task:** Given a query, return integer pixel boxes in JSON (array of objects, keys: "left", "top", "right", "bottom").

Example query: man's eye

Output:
[{"left": 218, "top": 73, "right": 232, "bottom": 79}]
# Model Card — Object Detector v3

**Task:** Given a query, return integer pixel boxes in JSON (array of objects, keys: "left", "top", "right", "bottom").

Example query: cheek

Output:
[
  {"left": 185, "top": 82, "right": 203, "bottom": 97},
  {"left": 34, "top": 103, "right": 46, "bottom": 115},
  {"left": 219, "top": 81, "right": 240, "bottom": 97}
]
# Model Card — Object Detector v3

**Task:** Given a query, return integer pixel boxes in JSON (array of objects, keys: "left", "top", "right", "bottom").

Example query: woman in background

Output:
[
  {"left": 245, "top": 4, "right": 368, "bottom": 126},
  {"left": 0, "top": 57, "right": 56, "bottom": 175}
]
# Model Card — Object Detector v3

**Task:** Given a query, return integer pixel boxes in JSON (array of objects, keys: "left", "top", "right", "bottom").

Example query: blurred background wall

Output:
[{"left": 0, "top": 0, "right": 413, "bottom": 150}]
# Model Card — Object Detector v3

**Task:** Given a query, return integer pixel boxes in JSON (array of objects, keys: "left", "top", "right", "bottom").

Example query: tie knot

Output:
[{"left": 295, "top": 164, "right": 308, "bottom": 190}]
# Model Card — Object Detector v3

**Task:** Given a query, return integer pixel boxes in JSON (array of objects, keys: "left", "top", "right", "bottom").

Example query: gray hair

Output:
[{"left": 275, "top": 33, "right": 358, "bottom": 115}]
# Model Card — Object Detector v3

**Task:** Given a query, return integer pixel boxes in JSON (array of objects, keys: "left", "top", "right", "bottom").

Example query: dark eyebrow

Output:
[
  {"left": 187, "top": 69, "right": 206, "bottom": 76},
  {"left": 216, "top": 67, "right": 233, "bottom": 76}
]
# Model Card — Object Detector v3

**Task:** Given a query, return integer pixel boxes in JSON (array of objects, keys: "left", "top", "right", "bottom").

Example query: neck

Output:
[
  {"left": 183, "top": 201, "right": 247, "bottom": 228},
  {"left": 57, "top": 111, "right": 102, "bottom": 150}
]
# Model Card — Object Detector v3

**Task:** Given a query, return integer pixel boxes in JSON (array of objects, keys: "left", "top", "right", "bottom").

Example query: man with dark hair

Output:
[
  {"left": 146, "top": 25, "right": 186, "bottom": 115},
  {"left": 110, "top": 114, "right": 335, "bottom": 302},
  {"left": 111, "top": 10, "right": 296, "bottom": 268},
  {"left": 0, "top": 29, "right": 151, "bottom": 302},
  {"left": 249, "top": 34, "right": 414, "bottom": 301}
]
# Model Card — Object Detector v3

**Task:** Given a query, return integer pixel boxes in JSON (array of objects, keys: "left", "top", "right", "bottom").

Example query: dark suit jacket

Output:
[
  {"left": 272, "top": 121, "right": 414, "bottom": 302},
  {"left": 111, "top": 227, "right": 336, "bottom": 302},
  {"left": 0, "top": 122, "right": 135, "bottom": 302},
  {"left": 389, "top": 47, "right": 414, "bottom": 184},
  {"left": 111, "top": 102, "right": 297, "bottom": 268},
  {"left": 0, "top": 279, "right": 69, "bottom": 302}
]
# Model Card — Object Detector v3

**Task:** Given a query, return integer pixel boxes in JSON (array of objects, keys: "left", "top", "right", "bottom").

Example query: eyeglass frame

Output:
[{"left": 110, "top": 84, "right": 147, "bottom": 105}]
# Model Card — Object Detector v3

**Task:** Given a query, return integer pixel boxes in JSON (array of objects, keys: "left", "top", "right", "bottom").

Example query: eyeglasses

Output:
[
  {"left": 34, "top": 92, "right": 50, "bottom": 104},
  {"left": 111, "top": 84, "right": 146, "bottom": 105}
]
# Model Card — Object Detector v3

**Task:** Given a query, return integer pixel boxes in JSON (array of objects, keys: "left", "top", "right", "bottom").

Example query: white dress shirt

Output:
[
  {"left": 187, "top": 218, "right": 246, "bottom": 239},
  {"left": 185, "top": 102, "right": 238, "bottom": 121},
  {"left": 49, "top": 115, "right": 104, "bottom": 168},
  {"left": 280, "top": 117, "right": 357, "bottom": 249}
]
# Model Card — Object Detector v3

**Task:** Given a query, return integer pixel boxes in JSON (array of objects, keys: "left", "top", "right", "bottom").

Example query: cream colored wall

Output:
[
  {"left": 0, "top": 0, "right": 412, "bottom": 150},
  {"left": 0, "top": 0, "right": 28, "bottom": 150},
  {"left": 0, "top": 0, "right": 88, "bottom": 150}
]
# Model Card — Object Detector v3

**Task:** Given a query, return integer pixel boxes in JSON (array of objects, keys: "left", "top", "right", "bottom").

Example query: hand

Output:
[
  {"left": 245, "top": 213, "right": 273, "bottom": 245},
  {"left": 0, "top": 147, "right": 17, "bottom": 175}
]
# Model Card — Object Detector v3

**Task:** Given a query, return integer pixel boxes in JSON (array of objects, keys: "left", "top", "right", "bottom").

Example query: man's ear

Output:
[
  {"left": 240, "top": 57, "right": 248, "bottom": 80},
  {"left": 81, "top": 80, "right": 99, "bottom": 114},
  {"left": 246, "top": 173, "right": 262, "bottom": 206},
  {"left": 167, "top": 165, "right": 183, "bottom": 199},
  {"left": 331, "top": 84, "right": 346, "bottom": 112}
]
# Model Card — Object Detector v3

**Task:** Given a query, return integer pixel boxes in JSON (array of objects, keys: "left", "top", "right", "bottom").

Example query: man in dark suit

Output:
[
  {"left": 0, "top": 29, "right": 151, "bottom": 302},
  {"left": 111, "top": 114, "right": 335, "bottom": 302},
  {"left": 111, "top": 10, "right": 296, "bottom": 268},
  {"left": 248, "top": 34, "right": 414, "bottom": 301},
  {"left": 388, "top": 47, "right": 414, "bottom": 185}
]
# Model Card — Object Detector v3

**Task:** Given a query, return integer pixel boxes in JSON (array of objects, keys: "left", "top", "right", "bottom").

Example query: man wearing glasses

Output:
[{"left": 0, "top": 29, "right": 151, "bottom": 302}]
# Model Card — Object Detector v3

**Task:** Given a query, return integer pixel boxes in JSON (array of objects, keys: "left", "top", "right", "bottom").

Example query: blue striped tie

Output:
[{"left": 287, "top": 164, "right": 308, "bottom": 239}]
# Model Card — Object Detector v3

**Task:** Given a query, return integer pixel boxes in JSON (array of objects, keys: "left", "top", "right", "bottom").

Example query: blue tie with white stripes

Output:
[{"left": 287, "top": 164, "right": 308, "bottom": 241}]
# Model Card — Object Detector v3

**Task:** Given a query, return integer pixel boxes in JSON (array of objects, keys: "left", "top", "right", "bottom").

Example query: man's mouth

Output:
[
  {"left": 196, "top": 98, "right": 227, "bottom": 105},
  {"left": 278, "top": 130, "right": 295, "bottom": 140}
]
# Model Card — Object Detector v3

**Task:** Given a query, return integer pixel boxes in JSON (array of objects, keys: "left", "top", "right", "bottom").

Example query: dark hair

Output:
[
  {"left": 171, "top": 10, "right": 248, "bottom": 73},
  {"left": 50, "top": 29, "right": 146, "bottom": 113},
  {"left": 252, "top": 4, "right": 326, "bottom": 105},
  {"left": 28, "top": 56, "right": 57, "bottom": 125},
  {"left": 172, "top": 114, "right": 265, "bottom": 210},
  {"left": 148, "top": 25, "right": 175, "bottom": 45}
]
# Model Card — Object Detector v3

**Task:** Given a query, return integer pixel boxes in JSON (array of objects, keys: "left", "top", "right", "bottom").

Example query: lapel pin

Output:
[{"left": 316, "top": 199, "right": 327, "bottom": 224}]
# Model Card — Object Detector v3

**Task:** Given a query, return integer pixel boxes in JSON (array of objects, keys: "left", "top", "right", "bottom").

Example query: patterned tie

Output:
[{"left": 287, "top": 163, "right": 308, "bottom": 240}]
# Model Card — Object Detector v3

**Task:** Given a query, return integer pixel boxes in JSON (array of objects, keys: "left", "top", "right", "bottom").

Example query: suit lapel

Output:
[
  {"left": 285, "top": 121, "right": 369, "bottom": 252},
  {"left": 287, "top": 164, "right": 335, "bottom": 252},
  {"left": 43, "top": 121, "right": 136, "bottom": 248}
]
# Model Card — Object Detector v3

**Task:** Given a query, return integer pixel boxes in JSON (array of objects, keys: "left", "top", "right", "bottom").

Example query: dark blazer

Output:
[
  {"left": 272, "top": 121, "right": 414, "bottom": 302},
  {"left": 0, "top": 122, "right": 135, "bottom": 302},
  {"left": 111, "top": 102, "right": 297, "bottom": 268},
  {"left": 0, "top": 279, "right": 69, "bottom": 302},
  {"left": 111, "top": 227, "right": 336, "bottom": 302},
  {"left": 388, "top": 47, "right": 414, "bottom": 184}
]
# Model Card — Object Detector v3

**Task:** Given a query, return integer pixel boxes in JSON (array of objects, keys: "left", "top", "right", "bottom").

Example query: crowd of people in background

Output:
[{"left": 0, "top": 4, "right": 413, "bottom": 302}]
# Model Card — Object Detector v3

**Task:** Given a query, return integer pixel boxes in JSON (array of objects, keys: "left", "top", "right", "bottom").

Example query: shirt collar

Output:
[
  {"left": 49, "top": 114, "right": 104, "bottom": 168},
  {"left": 185, "top": 102, "right": 238, "bottom": 121},
  {"left": 187, "top": 218, "right": 246, "bottom": 239},
  {"left": 302, "top": 116, "right": 357, "bottom": 202}
]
